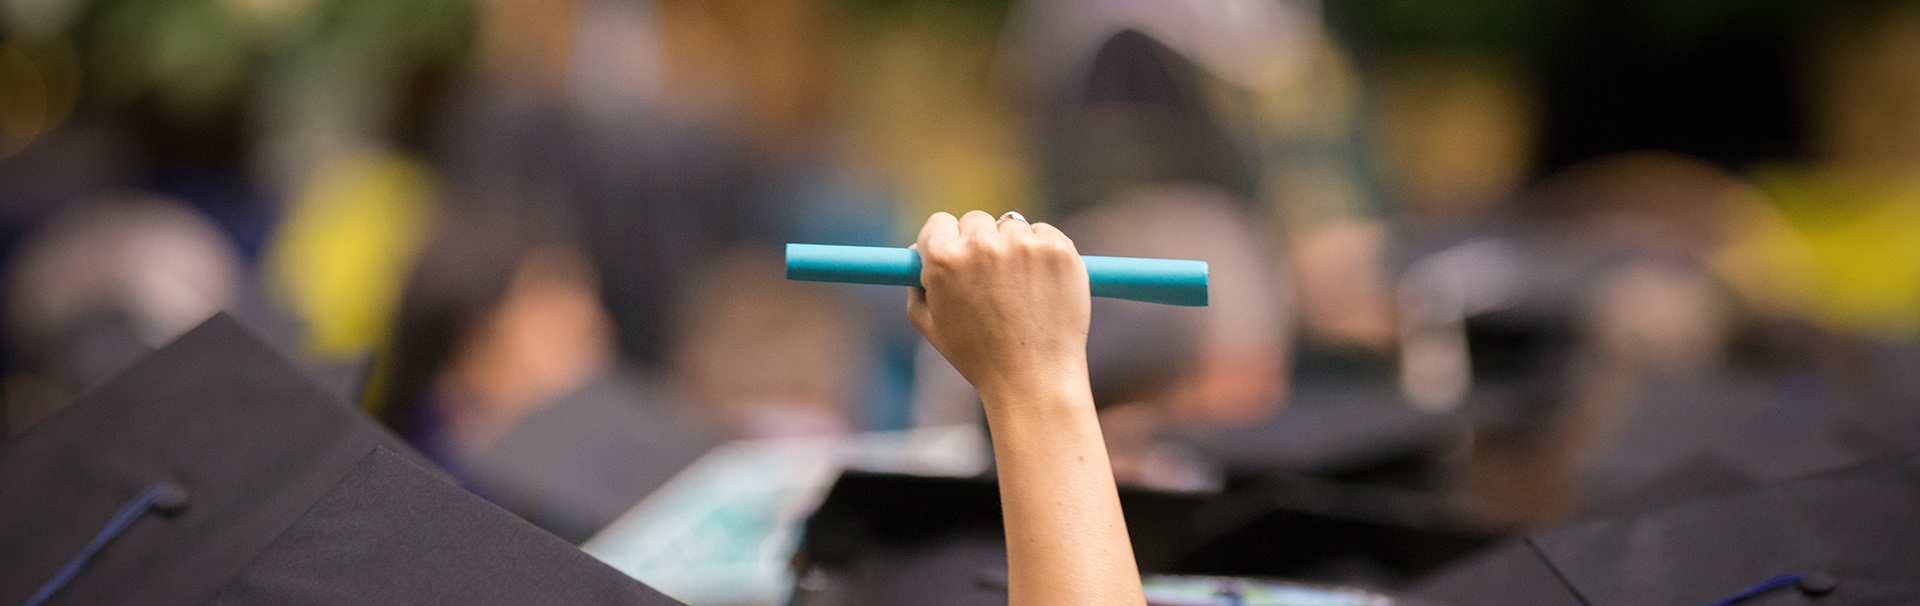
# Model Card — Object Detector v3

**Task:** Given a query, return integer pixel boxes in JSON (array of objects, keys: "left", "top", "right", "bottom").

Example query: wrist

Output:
[{"left": 976, "top": 363, "right": 1093, "bottom": 416}]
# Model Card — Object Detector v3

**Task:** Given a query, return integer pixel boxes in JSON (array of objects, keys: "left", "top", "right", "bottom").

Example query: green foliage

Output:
[{"left": 66, "top": 0, "right": 475, "bottom": 119}]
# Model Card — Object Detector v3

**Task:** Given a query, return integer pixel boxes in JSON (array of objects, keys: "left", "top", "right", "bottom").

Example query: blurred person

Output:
[
  {"left": 1431, "top": 156, "right": 1749, "bottom": 527},
  {"left": 2, "top": 193, "right": 243, "bottom": 435},
  {"left": 1251, "top": 36, "right": 1396, "bottom": 354},
  {"left": 1032, "top": 28, "right": 1258, "bottom": 221},
  {"left": 1006, "top": 10, "right": 1394, "bottom": 356},
  {"left": 972, "top": 24, "right": 1308, "bottom": 490},
  {"left": 1445, "top": 255, "right": 1742, "bottom": 529},
  {"left": 1290, "top": 55, "right": 1543, "bottom": 354},
  {"left": 666, "top": 247, "right": 866, "bottom": 438},
  {"left": 1361, "top": 55, "right": 1543, "bottom": 359},
  {"left": 376, "top": 207, "right": 716, "bottom": 543},
  {"left": 430, "top": 0, "right": 820, "bottom": 372},
  {"left": 1402, "top": 153, "right": 1879, "bottom": 529},
  {"left": 1399, "top": 152, "right": 1795, "bottom": 414},
  {"left": 1061, "top": 185, "right": 1292, "bottom": 491},
  {"left": 1525, "top": 153, "right": 1790, "bottom": 262}
]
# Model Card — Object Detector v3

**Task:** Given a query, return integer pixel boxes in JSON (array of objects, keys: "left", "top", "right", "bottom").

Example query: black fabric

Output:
[
  {"left": 1533, "top": 453, "right": 1920, "bottom": 605},
  {"left": 0, "top": 313, "right": 684, "bottom": 606},
  {"left": 1577, "top": 453, "right": 1760, "bottom": 521},
  {"left": 799, "top": 471, "right": 1206, "bottom": 575},
  {"left": 795, "top": 471, "right": 1208, "bottom": 604},
  {"left": 1405, "top": 542, "right": 1582, "bottom": 606},
  {"left": 795, "top": 470, "right": 1487, "bottom": 601},
  {"left": 209, "top": 446, "right": 680, "bottom": 605},
  {"left": 308, "top": 355, "right": 375, "bottom": 408},
  {"left": 795, "top": 534, "right": 1012, "bottom": 606},
  {"left": 1411, "top": 453, "right": 1920, "bottom": 605},
  {"left": 1409, "top": 454, "right": 1761, "bottom": 605},
  {"left": 1175, "top": 473, "right": 1499, "bottom": 585},
  {"left": 0, "top": 314, "right": 408, "bottom": 606},
  {"left": 1582, "top": 372, "right": 1890, "bottom": 503},
  {"left": 1179, "top": 380, "right": 1462, "bottom": 484},
  {"left": 462, "top": 369, "right": 716, "bottom": 543}
]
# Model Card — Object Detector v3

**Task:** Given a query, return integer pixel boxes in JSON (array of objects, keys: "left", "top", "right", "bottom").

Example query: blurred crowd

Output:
[{"left": 6, "top": 0, "right": 1920, "bottom": 591}]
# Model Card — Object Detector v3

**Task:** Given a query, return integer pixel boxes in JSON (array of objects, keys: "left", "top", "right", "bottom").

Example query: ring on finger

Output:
[{"left": 998, "top": 211, "right": 1028, "bottom": 225}]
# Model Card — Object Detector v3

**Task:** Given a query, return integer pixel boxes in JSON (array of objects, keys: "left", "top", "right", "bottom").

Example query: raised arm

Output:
[{"left": 907, "top": 210, "right": 1146, "bottom": 606}]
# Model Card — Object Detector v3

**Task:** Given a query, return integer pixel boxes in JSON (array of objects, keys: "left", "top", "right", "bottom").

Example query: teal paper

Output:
[{"left": 785, "top": 243, "right": 1208, "bottom": 306}]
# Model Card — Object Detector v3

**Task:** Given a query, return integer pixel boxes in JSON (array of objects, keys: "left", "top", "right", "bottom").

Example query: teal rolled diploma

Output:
[{"left": 785, "top": 243, "right": 1208, "bottom": 306}]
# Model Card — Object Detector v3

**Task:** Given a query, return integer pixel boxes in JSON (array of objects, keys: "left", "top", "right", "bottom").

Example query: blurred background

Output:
[{"left": 6, "top": 0, "right": 1920, "bottom": 601}]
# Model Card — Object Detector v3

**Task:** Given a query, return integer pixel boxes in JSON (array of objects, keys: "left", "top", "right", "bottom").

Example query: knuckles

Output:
[{"left": 921, "top": 212, "right": 1080, "bottom": 275}]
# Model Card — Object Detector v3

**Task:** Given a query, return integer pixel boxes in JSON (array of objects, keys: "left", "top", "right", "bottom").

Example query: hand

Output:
[{"left": 908, "top": 211, "right": 1092, "bottom": 402}]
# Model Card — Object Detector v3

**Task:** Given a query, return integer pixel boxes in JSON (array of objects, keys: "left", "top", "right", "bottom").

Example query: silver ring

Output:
[{"left": 998, "top": 211, "right": 1028, "bottom": 224}]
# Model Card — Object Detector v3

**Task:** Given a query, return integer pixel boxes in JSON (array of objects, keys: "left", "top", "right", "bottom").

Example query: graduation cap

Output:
[
  {"left": 1173, "top": 472, "right": 1500, "bottom": 587},
  {"left": 1579, "top": 370, "right": 1894, "bottom": 505},
  {"left": 1410, "top": 452, "right": 1920, "bottom": 605},
  {"left": 792, "top": 469, "right": 1493, "bottom": 604},
  {"left": 461, "top": 370, "right": 717, "bottom": 545},
  {"left": 0, "top": 313, "right": 683, "bottom": 606},
  {"left": 792, "top": 470, "right": 1208, "bottom": 606},
  {"left": 1177, "top": 379, "right": 1466, "bottom": 487}
]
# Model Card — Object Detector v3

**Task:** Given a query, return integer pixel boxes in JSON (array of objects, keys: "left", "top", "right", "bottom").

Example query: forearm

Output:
[{"left": 981, "top": 373, "right": 1146, "bottom": 606}]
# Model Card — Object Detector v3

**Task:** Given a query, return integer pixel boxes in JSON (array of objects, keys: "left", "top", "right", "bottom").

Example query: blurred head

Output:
[
  {"left": 667, "top": 247, "right": 865, "bottom": 439},
  {"left": 1525, "top": 152, "right": 1761, "bottom": 256},
  {"left": 1400, "top": 153, "right": 1756, "bottom": 414},
  {"left": 4, "top": 193, "right": 242, "bottom": 432},
  {"left": 1042, "top": 29, "right": 1256, "bottom": 217},
  {"left": 1580, "top": 258, "right": 1734, "bottom": 375},
  {"left": 377, "top": 206, "right": 614, "bottom": 452},
  {"left": 1403, "top": 153, "right": 1758, "bottom": 526},
  {"left": 1065, "top": 184, "right": 1293, "bottom": 429},
  {"left": 1062, "top": 185, "right": 1292, "bottom": 490}
]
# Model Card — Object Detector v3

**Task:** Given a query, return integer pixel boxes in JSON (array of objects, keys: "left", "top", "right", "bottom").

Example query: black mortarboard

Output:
[
  {"left": 1173, "top": 472, "right": 1500, "bottom": 587},
  {"left": 792, "top": 470, "right": 1207, "bottom": 606},
  {"left": 1580, "top": 371, "right": 1892, "bottom": 504},
  {"left": 1178, "top": 380, "right": 1465, "bottom": 486},
  {"left": 0, "top": 314, "right": 682, "bottom": 606},
  {"left": 1406, "top": 454, "right": 1760, "bottom": 606},
  {"left": 462, "top": 369, "right": 717, "bottom": 544},
  {"left": 791, "top": 468, "right": 1491, "bottom": 604},
  {"left": 1411, "top": 452, "right": 1920, "bottom": 605}
]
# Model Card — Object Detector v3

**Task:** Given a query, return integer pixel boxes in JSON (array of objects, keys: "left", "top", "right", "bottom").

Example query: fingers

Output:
[
  {"left": 1030, "top": 221, "right": 1071, "bottom": 248},
  {"left": 958, "top": 210, "right": 997, "bottom": 240},
  {"left": 918, "top": 212, "right": 958, "bottom": 252}
]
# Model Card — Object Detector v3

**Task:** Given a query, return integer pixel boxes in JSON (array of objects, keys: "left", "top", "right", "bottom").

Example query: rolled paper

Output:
[{"left": 785, "top": 243, "right": 1208, "bottom": 306}]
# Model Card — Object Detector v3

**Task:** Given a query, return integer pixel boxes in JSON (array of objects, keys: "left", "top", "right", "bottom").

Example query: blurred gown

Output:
[{"left": 458, "top": 368, "right": 718, "bottom": 544}]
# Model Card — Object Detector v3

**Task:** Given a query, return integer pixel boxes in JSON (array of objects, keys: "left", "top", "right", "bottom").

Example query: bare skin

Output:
[{"left": 908, "top": 210, "right": 1146, "bottom": 606}]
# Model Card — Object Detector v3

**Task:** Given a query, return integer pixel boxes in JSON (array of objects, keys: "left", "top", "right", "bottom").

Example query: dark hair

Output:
[
  {"left": 1042, "top": 29, "right": 1258, "bottom": 217},
  {"left": 371, "top": 204, "right": 579, "bottom": 439}
]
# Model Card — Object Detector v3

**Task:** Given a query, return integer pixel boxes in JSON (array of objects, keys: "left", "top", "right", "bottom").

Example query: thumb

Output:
[
  {"left": 908, "top": 286, "right": 933, "bottom": 337},
  {"left": 905, "top": 243, "right": 936, "bottom": 340}
]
